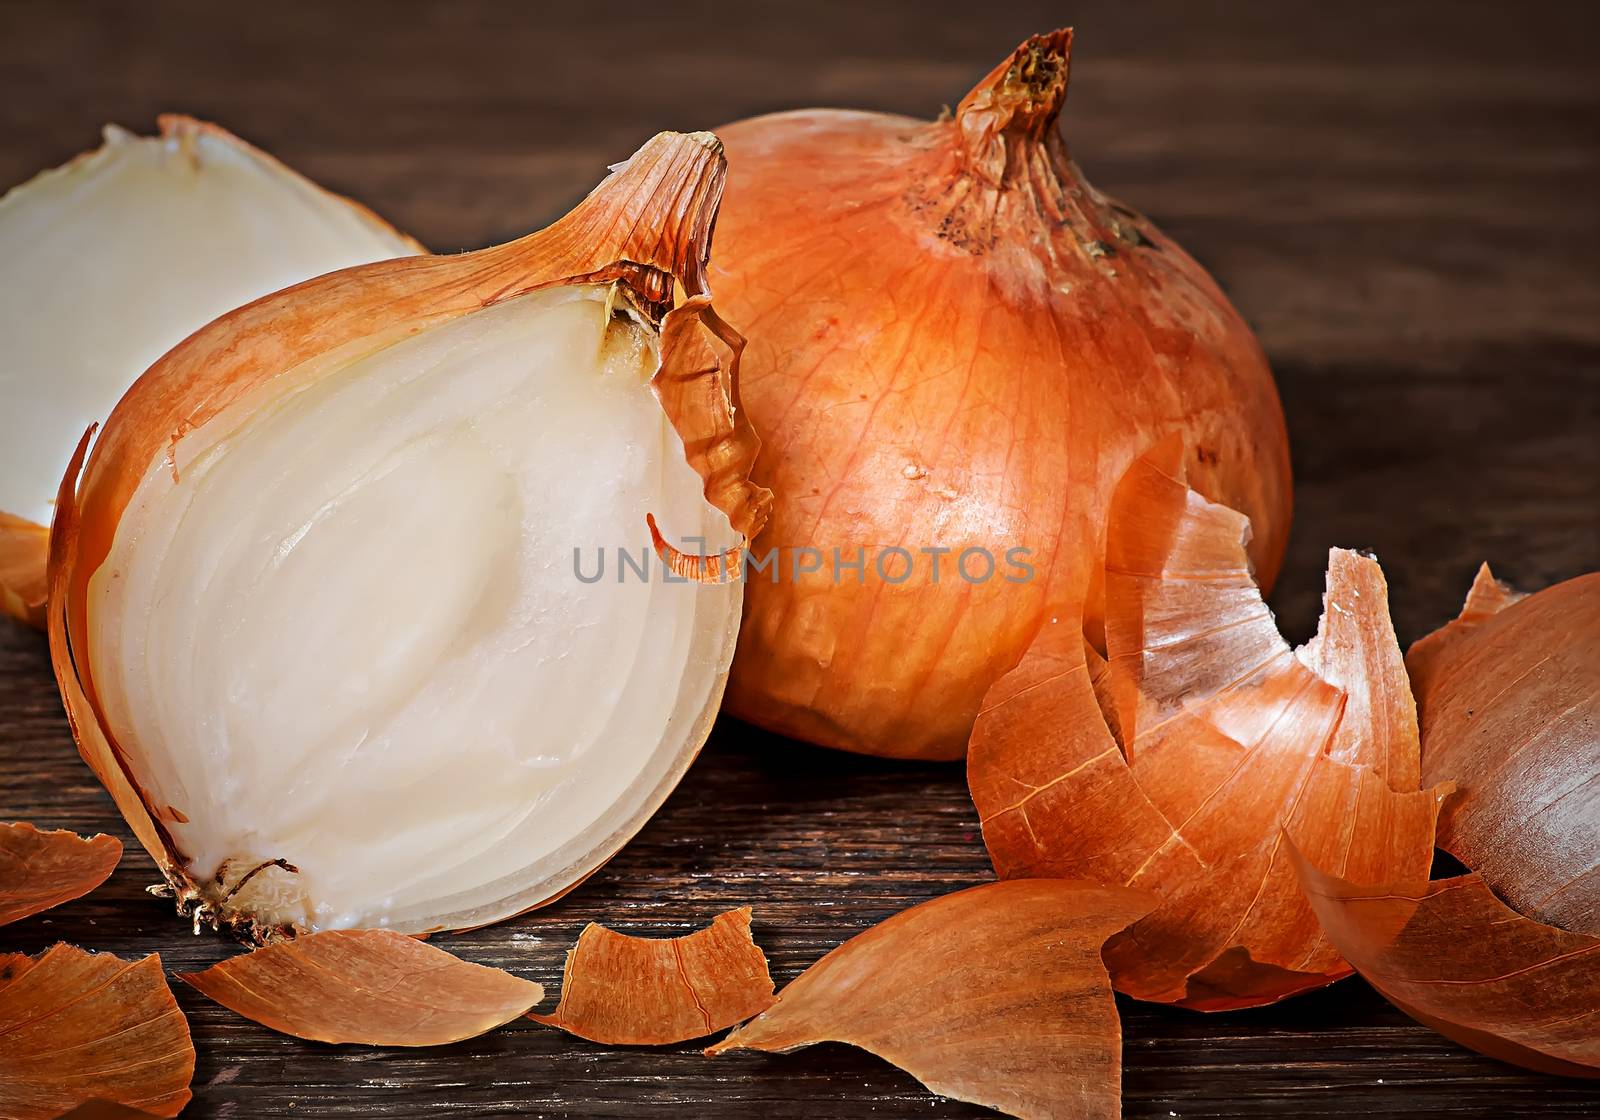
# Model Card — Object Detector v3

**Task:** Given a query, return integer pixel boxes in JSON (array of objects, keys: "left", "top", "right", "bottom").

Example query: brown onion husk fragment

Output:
[
  {"left": 0, "top": 945, "right": 194, "bottom": 1118},
  {"left": 710, "top": 881, "right": 1151, "bottom": 1120},
  {"left": 178, "top": 929, "right": 543, "bottom": 1045},
  {"left": 0, "top": 823, "right": 121, "bottom": 926},
  {"left": 49, "top": 131, "right": 771, "bottom": 940},
  {"left": 530, "top": 906, "right": 774, "bottom": 1044},
  {"left": 714, "top": 28, "right": 1291, "bottom": 759},
  {"left": 1408, "top": 570, "right": 1598, "bottom": 933},
  {"left": 0, "top": 512, "right": 48, "bottom": 627},
  {"left": 1292, "top": 843, "right": 1599, "bottom": 1077},
  {"left": 969, "top": 445, "right": 1444, "bottom": 1009}
]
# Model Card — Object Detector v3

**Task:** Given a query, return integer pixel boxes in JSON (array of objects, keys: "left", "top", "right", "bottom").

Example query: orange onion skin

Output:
[{"left": 712, "top": 30, "right": 1291, "bottom": 759}]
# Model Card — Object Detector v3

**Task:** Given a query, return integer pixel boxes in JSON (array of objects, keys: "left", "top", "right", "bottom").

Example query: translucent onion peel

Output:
[
  {"left": 0, "top": 115, "right": 421, "bottom": 627},
  {"left": 0, "top": 822, "right": 121, "bottom": 926},
  {"left": 1409, "top": 570, "right": 1598, "bottom": 933},
  {"left": 0, "top": 945, "right": 194, "bottom": 1118},
  {"left": 1292, "top": 845, "right": 1599, "bottom": 1077},
  {"left": 178, "top": 929, "right": 543, "bottom": 1046},
  {"left": 1286, "top": 569, "right": 1598, "bottom": 1077},
  {"left": 709, "top": 881, "right": 1151, "bottom": 1120},
  {"left": 712, "top": 28, "right": 1291, "bottom": 759},
  {"left": 968, "top": 445, "right": 1444, "bottom": 1009},
  {"left": 49, "top": 131, "right": 770, "bottom": 938},
  {"left": 530, "top": 906, "right": 774, "bottom": 1044}
]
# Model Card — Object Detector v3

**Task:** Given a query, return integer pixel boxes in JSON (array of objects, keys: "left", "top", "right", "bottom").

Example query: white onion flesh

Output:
[
  {"left": 87, "top": 286, "right": 741, "bottom": 932},
  {"left": 0, "top": 121, "right": 418, "bottom": 529}
]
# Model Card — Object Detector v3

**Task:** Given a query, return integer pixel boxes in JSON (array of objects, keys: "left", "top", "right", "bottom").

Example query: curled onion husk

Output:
[
  {"left": 49, "top": 131, "right": 770, "bottom": 939},
  {"left": 0, "top": 115, "right": 421, "bottom": 627},
  {"left": 711, "top": 29, "right": 1291, "bottom": 759},
  {"left": 1291, "top": 568, "right": 1598, "bottom": 1076},
  {"left": 1293, "top": 846, "right": 1600, "bottom": 1077},
  {"left": 969, "top": 445, "right": 1443, "bottom": 1009},
  {"left": 1409, "top": 569, "right": 1598, "bottom": 933}
]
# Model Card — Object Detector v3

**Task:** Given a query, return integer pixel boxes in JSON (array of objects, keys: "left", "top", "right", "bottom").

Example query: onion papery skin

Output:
[
  {"left": 711, "top": 29, "right": 1291, "bottom": 759},
  {"left": 48, "top": 132, "right": 769, "bottom": 939},
  {"left": 0, "top": 115, "right": 422, "bottom": 627},
  {"left": 1409, "top": 571, "right": 1599, "bottom": 934}
]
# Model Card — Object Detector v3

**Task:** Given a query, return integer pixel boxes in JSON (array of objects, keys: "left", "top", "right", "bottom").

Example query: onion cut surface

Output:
[
  {"left": 0, "top": 946, "right": 195, "bottom": 1119},
  {"left": 178, "top": 929, "right": 543, "bottom": 1046},
  {"left": 49, "top": 132, "right": 769, "bottom": 938},
  {"left": 0, "top": 822, "right": 121, "bottom": 926},
  {"left": 713, "top": 29, "right": 1291, "bottom": 759},
  {"left": 531, "top": 906, "right": 774, "bottom": 1044},
  {"left": 710, "top": 881, "right": 1152, "bottom": 1120},
  {"left": 0, "top": 115, "right": 420, "bottom": 626},
  {"left": 968, "top": 445, "right": 1444, "bottom": 1009}
]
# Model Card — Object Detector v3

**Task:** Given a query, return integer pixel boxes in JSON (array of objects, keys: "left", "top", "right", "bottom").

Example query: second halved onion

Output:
[
  {"left": 0, "top": 115, "right": 422, "bottom": 626},
  {"left": 49, "top": 131, "right": 769, "bottom": 939}
]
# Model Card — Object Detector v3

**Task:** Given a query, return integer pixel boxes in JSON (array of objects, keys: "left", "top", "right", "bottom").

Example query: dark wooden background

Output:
[{"left": 2, "top": 1, "right": 1597, "bottom": 1116}]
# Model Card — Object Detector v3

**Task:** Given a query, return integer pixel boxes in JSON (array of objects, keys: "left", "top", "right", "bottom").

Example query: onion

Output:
[
  {"left": 48, "top": 131, "right": 770, "bottom": 939},
  {"left": 710, "top": 29, "right": 1291, "bottom": 758},
  {"left": 0, "top": 115, "right": 422, "bottom": 627}
]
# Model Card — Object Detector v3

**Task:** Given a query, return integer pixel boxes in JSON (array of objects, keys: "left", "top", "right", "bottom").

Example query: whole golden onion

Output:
[{"left": 712, "top": 29, "right": 1292, "bottom": 759}]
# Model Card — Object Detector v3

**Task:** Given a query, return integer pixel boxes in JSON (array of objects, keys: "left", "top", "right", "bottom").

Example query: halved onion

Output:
[
  {"left": 0, "top": 115, "right": 421, "bottom": 627},
  {"left": 49, "top": 131, "right": 769, "bottom": 939}
]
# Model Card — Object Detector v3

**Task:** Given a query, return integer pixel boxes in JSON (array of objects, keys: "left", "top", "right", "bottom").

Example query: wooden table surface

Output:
[{"left": 2, "top": 1, "right": 1597, "bottom": 1116}]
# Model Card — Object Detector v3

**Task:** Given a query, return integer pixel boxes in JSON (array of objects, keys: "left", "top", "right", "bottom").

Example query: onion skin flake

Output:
[
  {"left": 1293, "top": 843, "right": 1600, "bottom": 1077},
  {"left": 711, "top": 881, "right": 1152, "bottom": 1120},
  {"left": 0, "top": 945, "right": 195, "bottom": 1119},
  {"left": 178, "top": 929, "right": 543, "bottom": 1046},
  {"left": 0, "top": 822, "right": 121, "bottom": 927},
  {"left": 531, "top": 906, "right": 775, "bottom": 1045}
]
